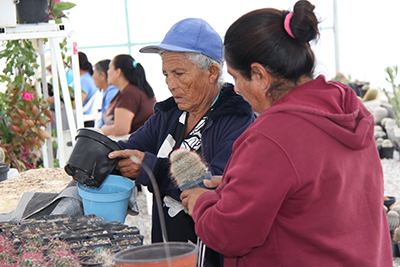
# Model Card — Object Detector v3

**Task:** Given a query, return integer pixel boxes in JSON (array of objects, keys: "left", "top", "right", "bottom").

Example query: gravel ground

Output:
[
  {"left": 125, "top": 187, "right": 152, "bottom": 245},
  {"left": 383, "top": 151, "right": 400, "bottom": 267},
  {"left": 126, "top": 151, "right": 400, "bottom": 265}
]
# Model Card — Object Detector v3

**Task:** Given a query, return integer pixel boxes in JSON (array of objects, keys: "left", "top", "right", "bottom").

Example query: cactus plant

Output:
[
  {"left": 391, "top": 205, "right": 400, "bottom": 217},
  {"left": 387, "top": 210, "right": 400, "bottom": 231},
  {"left": 383, "top": 66, "right": 400, "bottom": 127},
  {"left": 394, "top": 226, "right": 400, "bottom": 243},
  {"left": 170, "top": 148, "right": 209, "bottom": 188},
  {"left": 0, "top": 232, "right": 80, "bottom": 266},
  {"left": 0, "top": 234, "right": 14, "bottom": 266}
]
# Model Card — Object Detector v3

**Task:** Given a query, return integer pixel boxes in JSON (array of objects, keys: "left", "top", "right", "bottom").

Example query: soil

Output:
[{"left": 0, "top": 168, "right": 73, "bottom": 213}]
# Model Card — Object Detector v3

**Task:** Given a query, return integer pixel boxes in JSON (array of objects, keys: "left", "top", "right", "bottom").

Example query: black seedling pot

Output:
[
  {"left": 0, "top": 163, "right": 9, "bottom": 182},
  {"left": 16, "top": 0, "right": 48, "bottom": 24},
  {"left": 64, "top": 128, "right": 122, "bottom": 188}
]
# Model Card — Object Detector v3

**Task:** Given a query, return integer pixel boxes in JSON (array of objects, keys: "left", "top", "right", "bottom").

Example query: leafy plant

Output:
[
  {"left": 383, "top": 66, "right": 400, "bottom": 127},
  {"left": 48, "top": 0, "right": 76, "bottom": 23},
  {"left": 0, "top": 39, "right": 55, "bottom": 171}
]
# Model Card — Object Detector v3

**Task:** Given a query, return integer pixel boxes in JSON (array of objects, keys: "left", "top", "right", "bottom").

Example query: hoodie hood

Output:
[{"left": 264, "top": 75, "right": 375, "bottom": 150}]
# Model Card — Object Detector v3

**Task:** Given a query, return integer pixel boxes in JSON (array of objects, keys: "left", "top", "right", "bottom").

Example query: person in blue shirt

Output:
[
  {"left": 71, "top": 52, "right": 99, "bottom": 127},
  {"left": 92, "top": 59, "right": 119, "bottom": 128}
]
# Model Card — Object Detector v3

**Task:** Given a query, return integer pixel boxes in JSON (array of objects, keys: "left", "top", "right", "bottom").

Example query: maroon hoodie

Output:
[{"left": 193, "top": 75, "right": 392, "bottom": 267}]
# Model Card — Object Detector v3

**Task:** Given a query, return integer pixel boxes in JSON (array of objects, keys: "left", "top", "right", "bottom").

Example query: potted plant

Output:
[
  {"left": 16, "top": 0, "right": 76, "bottom": 24},
  {"left": 0, "top": 232, "right": 80, "bottom": 266},
  {"left": 0, "top": 1, "right": 76, "bottom": 172}
]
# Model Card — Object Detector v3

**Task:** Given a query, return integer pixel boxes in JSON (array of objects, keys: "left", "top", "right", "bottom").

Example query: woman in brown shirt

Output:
[{"left": 101, "top": 54, "right": 156, "bottom": 136}]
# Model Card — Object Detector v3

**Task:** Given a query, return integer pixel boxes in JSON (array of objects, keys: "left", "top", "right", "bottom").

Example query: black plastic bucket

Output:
[
  {"left": 16, "top": 0, "right": 48, "bottom": 24},
  {"left": 0, "top": 163, "right": 9, "bottom": 182},
  {"left": 64, "top": 128, "right": 122, "bottom": 188}
]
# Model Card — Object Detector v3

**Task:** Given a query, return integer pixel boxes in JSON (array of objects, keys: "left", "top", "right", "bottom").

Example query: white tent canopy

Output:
[{"left": 63, "top": 0, "right": 400, "bottom": 101}]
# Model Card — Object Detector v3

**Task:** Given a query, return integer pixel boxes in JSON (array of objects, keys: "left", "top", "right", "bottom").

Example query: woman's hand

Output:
[
  {"left": 109, "top": 149, "right": 145, "bottom": 179},
  {"left": 181, "top": 188, "right": 209, "bottom": 216},
  {"left": 181, "top": 176, "right": 222, "bottom": 216},
  {"left": 203, "top": 175, "right": 222, "bottom": 188}
]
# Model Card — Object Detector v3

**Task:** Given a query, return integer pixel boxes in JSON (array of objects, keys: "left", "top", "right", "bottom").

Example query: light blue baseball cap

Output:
[{"left": 140, "top": 18, "right": 223, "bottom": 63}]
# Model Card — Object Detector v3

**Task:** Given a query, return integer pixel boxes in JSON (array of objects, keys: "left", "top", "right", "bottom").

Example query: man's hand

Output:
[{"left": 109, "top": 149, "right": 145, "bottom": 179}]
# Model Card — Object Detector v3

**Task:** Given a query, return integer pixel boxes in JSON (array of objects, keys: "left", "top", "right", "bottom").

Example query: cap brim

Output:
[{"left": 140, "top": 43, "right": 201, "bottom": 54}]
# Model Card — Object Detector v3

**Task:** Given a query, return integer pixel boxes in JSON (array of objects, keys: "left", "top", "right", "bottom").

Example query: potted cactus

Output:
[{"left": 0, "top": 232, "right": 80, "bottom": 266}]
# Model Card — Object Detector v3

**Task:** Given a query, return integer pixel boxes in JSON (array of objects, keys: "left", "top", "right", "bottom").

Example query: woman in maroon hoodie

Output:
[{"left": 181, "top": 1, "right": 392, "bottom": 266}]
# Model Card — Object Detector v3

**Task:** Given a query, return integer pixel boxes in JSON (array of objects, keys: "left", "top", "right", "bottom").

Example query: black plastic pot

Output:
[
  {"left": 0, "top": 163, "right": 9, "bottom": 182},
  {"left": 384, "top": 196, "right": 396, "bottom": 210},
  {"left": 16, "top": 0, "right": 48, "bottom": 24},
  {"left": 112, "top": 226, "right": 140, "bottom": 236},
  {"left": 380, "top": 146, "right": 394, "bottom": 159},
  {"left": 64, "top": 128, "right": 122, "bottom": 188},
  {"left": 80, "top": 256, "right": 103, "bottom": 267}
]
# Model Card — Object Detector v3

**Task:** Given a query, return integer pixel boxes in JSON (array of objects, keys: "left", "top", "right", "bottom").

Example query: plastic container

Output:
[
  {"left": 179, "top": 172, "right": 212, "bottom": 191},
  {"left": 0, "top": 163, "right": 10, "bottom": 182},
  {"left": 65, "top": 128, "right": 122, "bottom": 188},
  {"left": 112, "top": 242, "right": 198, "bottom": 267},
  {"left": 7, "top": 168, "right": 18, "bottom": 179},
  {"left": 16, "top": 0, "right": 48, "bottom": 24},
  {"left": 0, "top": 0, "right": 17, "bottom": 27},
  {"left": 77, "top": 175, "right": 134, "bottom": 223}
]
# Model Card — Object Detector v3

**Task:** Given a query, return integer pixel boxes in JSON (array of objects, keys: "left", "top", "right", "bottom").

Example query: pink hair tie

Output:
[{"left": 284, "top": 12, "right": 295, "bottom": 38}]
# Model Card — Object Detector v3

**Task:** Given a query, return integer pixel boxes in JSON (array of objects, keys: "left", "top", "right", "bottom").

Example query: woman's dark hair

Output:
[
  {"left": 78, "top": 51, "right": 94, "bottom": 76},
  {"left": 224, "top": 0, "right": 319, "bottom": 101},
  {"left": 113, "top": 54, "right": 155, "bottom": 98},
  {"left": 94, "top": 59, "right": 111, "bottom": 78}
]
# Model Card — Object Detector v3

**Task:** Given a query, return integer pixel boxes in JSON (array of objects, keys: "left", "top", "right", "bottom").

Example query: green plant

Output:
[
  {"left": 383, "top": 66, "right": 400, "bottom": 127},
  {"left": 0, "top": 39, "right": 55, "bottom": 172},
  {"left": 48, "top": 0, "right": 76, "bottom": 23},
  {"left": 0, "top": 0, "right": 76, "bottom": 171}
]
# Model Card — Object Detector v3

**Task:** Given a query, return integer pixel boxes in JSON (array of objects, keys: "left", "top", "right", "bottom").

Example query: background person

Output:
[
  {"left": 181, "top": 1, "right": 392, "bottom": 266},
  {"left": 92, "top": 59, "right": 119, "bottom": 128},
  {"left": 74, "top": 52, "right": 98, "bottom": 115},
  {"left": 100, "top": 54, "right": 156, "bottom": 137},
  {"left": 108, "top": 18, "right": 256, "bottom": 267}
]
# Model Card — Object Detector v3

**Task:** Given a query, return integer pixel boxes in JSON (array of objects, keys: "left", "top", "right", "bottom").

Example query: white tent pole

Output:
[
  {"left": 50, "top": 41, "right": 65, "bottom": 167},
  {"left": 70, "top": 33, "right": 83, "bottom": 130},
  {"left": 333, "top": 0, "right": 340, "bottom": 74},
  {"left": 38, "top": 39, "right": 53, "bottom": 168}
]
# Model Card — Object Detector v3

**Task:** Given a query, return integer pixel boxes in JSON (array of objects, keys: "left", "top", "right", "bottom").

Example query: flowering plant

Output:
[
  {"left": 48, "top": 0, "right": 76, "bottom": 23},
  {"left": 0, "top": 88, "right": 54, "bottom": 171},
  {"left": 0, "top": 40, "right": 55, "bottom": 172}
]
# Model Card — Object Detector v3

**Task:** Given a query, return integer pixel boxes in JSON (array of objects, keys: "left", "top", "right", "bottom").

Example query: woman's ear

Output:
[
  {"left": 250, "top": 63, "right": 272, "bottom": 94},
  {"left": 115, "top": 68, "right": 122, "bottom": 78},
  {"left": 100, "top": 72, "right": 107, "bottom": 81},
  {"left": 208, "top": 63, "right": 220, "bottom": 84}
]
